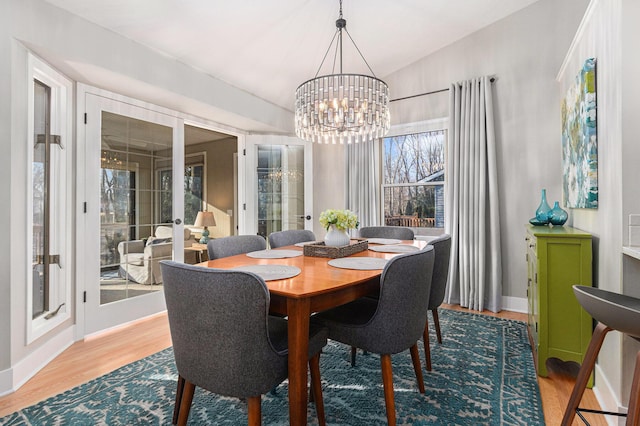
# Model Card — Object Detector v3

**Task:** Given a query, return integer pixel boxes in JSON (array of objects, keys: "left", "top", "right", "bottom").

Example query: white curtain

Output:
[
  {"left": 345, "top": 141, "right": 380, "bottom": 233},
  {"left": 445, "top": 76, "right": 502, "bottom": 312}
]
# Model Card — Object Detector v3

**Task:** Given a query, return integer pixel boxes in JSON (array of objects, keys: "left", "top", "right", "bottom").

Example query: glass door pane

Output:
[
  {"left": 256, "top": 144, "right": 305, "bottom": 238},
  {"left": 99, "top": 111, "right": 174, "bottom": 304},
  {"left": 32, "top": 81, "right": 49, "bottom": 318},
  {"left": 84, "top": 91, "right": 183, "bottom": 336}
]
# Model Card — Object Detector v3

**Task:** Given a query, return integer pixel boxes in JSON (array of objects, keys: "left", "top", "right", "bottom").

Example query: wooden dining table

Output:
[{"left": 200, "top": 239, "right": 426, "bottom": 426}]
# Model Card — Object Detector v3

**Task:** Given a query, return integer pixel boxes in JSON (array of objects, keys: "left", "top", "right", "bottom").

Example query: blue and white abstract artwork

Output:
[{"left": 561, "top": 58, "right": 597, "bottom": 209}]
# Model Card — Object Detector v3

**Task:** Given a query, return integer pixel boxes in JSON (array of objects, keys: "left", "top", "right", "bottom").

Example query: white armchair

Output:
[{"left": 118, "top": 226, "right": 197, "bottom": 285}]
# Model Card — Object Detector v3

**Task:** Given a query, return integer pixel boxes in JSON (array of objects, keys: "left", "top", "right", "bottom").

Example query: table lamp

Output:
[{"left": 194, "top": 211, "right": 216, "bottom": 244}]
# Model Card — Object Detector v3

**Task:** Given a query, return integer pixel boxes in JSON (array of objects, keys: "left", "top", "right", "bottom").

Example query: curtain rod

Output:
[{"left": 389, "top": 77, "right": 495, "bottom": 103}]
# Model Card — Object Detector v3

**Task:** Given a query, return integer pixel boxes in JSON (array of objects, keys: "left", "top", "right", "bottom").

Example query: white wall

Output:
[
  {"left": 312, "top": 144, "right": 347, "bottom": 239},
  {"left": 0, "top": 8, "right": 14, "bottom": 378}
]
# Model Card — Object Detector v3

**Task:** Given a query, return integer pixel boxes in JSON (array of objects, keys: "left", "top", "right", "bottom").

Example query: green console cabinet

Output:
[{"left": 525, "top": 225, "right": 593, "bottom": 386}]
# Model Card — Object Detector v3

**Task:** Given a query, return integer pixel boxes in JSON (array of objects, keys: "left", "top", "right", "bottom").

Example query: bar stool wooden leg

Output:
[
  {"left": 562, "top": 322, "right": 612, "bottom": 426},
  {"left": 626, "top": 350, "right": 640, "bottom": 426}
]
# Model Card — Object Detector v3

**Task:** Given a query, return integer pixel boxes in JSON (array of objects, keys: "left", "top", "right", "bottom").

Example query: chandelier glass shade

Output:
[{"left": 294, "top": 1, "right": 390, "bottom": 144}]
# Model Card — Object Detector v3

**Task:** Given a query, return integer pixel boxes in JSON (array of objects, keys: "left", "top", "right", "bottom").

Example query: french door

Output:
[
  {"left": 245, "top": 135, "right": 313, "bottom": 238},
  {"left": 82, "top": 90, "right": 184, "bottom": 335}
]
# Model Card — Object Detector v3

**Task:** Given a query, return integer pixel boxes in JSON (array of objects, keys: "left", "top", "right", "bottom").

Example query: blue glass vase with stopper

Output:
[
  {"left": 549, "top": 201, "right": 568, "bottom": 226},
  {"left": 535, "top": 189, "right": 552, "bottom": 223}
]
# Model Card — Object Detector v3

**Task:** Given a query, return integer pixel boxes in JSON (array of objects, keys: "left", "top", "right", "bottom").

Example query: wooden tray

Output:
[{"left": 303, "top": 239, "right": 368, "bottom": 259}]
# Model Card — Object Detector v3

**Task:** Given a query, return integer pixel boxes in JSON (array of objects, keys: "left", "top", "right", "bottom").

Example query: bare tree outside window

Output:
[
  {"left": 383, "top": 130, "right": 445, "bottom": 230},
  {"left": 100, "top": 168, "right": 135, "bottom": 269},
  {"left": 159, "top": 164, "right": 204, "bottom": 226}
]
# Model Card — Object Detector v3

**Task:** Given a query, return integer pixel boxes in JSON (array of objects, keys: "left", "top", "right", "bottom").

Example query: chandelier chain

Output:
[
  {"left": 343, "top": 28, "right": 376, "bottom": 78},
  {"left": 314, "top": 30, "right": 339, "bottom": 79}
]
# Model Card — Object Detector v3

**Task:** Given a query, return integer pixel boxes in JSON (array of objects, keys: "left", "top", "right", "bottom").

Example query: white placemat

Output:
[
  {"left": 294, "top": 241, "right": 316, "bottom": 247},
  {"left": 230, "top": 265, "right": 301, "bottom": 281},
  {"left": 246, "top": 249, "right": 303, "bottom": 259},
  {"left": 369, "top": 244, "right": 419, "bottom": 253},
  {"left": 366, "top": 238, "right": 402, "bottom": 245},
  {"left": 328, "top": 257, "right": 389, "bottom": 270}
]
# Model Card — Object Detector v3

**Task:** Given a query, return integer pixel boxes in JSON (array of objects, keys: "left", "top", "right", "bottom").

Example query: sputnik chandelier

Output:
[{"left": 294, "top": 0, "right": 390, "bottom": 144}]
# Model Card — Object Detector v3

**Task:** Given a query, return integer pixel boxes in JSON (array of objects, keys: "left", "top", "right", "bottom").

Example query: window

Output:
[
  {"left": 28, "top": 54, "right": 73, "bottom": 342},
  {"left": 382, "top": 130, "right": 446, "bottom": 234},
  {"left": 159, "top": 154, "right": 205, "bottom": 225},
  {"left": 100, "top": 165, "right": 136, "bottom": 269}
]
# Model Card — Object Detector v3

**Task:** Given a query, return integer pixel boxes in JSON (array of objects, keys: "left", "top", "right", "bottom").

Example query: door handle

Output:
[
  {"left": 174, "top": 218, "right": 182, "bottom": 225},
  {"left": 298, "top": 215, "right": 312, "bottom": 220}
]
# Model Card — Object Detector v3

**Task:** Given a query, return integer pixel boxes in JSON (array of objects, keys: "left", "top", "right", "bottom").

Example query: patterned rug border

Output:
[{"left": 0, "top": 308, "right": 544, "bottom": 426}]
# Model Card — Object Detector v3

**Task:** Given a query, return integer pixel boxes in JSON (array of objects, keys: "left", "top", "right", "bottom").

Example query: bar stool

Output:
[{"left": 562, "top": 285, "right": 640, "bottom": 426}]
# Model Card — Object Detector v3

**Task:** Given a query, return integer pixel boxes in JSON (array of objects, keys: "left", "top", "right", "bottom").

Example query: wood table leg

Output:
[
  {"left": 561, "top": 322, "right": 612, "bottom": 426},
  {"left": 287, "top": 298, "right": 311, "bottom": 426}
]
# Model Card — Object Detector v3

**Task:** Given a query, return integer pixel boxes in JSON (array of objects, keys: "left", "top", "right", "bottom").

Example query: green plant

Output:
[{"left": 319, "top": 209, "right": 359, "bottom": 231}]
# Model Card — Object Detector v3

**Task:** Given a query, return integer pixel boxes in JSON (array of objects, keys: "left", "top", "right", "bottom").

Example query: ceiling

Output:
[{"left": 44, "top": 0, "right": 540, "bottom": 114}]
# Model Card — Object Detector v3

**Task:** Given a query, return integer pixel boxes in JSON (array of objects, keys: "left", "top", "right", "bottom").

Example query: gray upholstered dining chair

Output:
[
  {"left": 268, "top": 229, "right": 316, "bottom": 248},
  {"left": 311, "top": 247, "right": 435, "bottom": 426},
  {"left": 422, "top": 234, "right": 451, "bottom": 371},
  {"left": 358, "top": 226, "right": 415, "bottom": 240},
  {"left": 160, "top": 260, "right": 328, "bottom": 426},
  {"left": 206, "top": 235, "right": 266, "bottom": 260},
  {"left": 347, "top": 224, "right": 416, "bottom": 367}
]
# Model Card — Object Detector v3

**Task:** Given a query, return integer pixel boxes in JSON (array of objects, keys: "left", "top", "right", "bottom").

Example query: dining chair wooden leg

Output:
[
  {"left": 247, "top": 395, "right": 261, "bottom": 426},
  {"left": 177, "top": 380, "right": 196, "bottom": 426},
  {"left": 423, "top": 319, "right": 432, "bottom": 372},
  {"left": 561, "top": 322, "right": 612, "bottom": 426},
  {"left": 432, "top": 309, "right": 442, "bottom": 344},
  {"left": 309, "top": 353, "right": 326, "bottom": 426},
  {"left": 627, "top": 350, "right": 640, "bottom": 426},
  {"left": 172, "top": 375, "right": 185, "bottom": 425},
  {"left": 410, "top": 344, "right": 426, "bottom": 393},
  {"left": 351, "top": 346, "right": 357, "bottom": 367},
  {"left": 380, "top": 354, "right": 397, "bottom": 426}
]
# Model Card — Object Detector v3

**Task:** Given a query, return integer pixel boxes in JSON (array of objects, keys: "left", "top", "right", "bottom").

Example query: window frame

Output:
[
  {"left": 26, "top": 54, "right": 73, "bottom": 343},
  {"left": 381, "top": 118, "right": 448, "bottom": 238}
]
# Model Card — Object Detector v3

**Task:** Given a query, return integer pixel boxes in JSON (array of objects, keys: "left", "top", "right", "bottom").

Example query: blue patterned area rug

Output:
[{"left": 0, "top": 309, "right": 543, "bottom": 425}]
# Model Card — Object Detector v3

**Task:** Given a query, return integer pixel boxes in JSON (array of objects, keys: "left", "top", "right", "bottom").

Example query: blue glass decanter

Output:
[
  {"left": 535, "top": 189, "right": 552, "bottom": 223},
  {"left": 548, "top": 201, "right": 568, "bottom": 226}
]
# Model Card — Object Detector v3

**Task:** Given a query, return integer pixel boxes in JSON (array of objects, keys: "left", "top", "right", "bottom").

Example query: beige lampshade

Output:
[{"left": 194, "top": 211, "right": 216, "bottom": 227}]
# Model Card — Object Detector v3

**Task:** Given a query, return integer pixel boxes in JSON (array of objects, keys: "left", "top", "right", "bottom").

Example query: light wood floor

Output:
[{"left": 0, "top": 305, "right": 607, "bottom": 425}]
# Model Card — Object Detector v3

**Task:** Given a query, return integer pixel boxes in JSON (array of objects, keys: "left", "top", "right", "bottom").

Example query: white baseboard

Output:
[
  {"left": 501, "top": 295, "right": 527, "bottom": 313},
  {"left": 0, "top": 326, "right": 75, "bottom": 397},
  {"left": 0, "top": 366, "right": 12, "bottom": 398}
]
